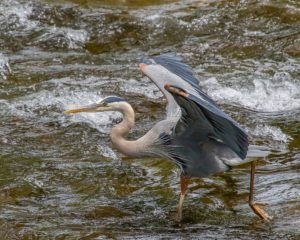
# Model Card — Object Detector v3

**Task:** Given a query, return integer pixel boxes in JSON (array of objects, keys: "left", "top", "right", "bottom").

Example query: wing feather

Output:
[
  {"left": 139, "top": 53, "right": 218, "bottom": 118},
  {"left": 139, "top": 53, "right": 248, "bottom": 159},
  {"left": 152, "top": 53, "right": 219, "bottom": 107},
  {"left": 152, "top": 53, "right": 199, "bottom": 85},
  {"left": 166, "top": 85, "right": 249, "bottom": 160}
]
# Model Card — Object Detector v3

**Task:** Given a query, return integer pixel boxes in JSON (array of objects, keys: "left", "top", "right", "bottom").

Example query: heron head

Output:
[{"left": 64, "top": 96, "right": 127, "bottom": 114}]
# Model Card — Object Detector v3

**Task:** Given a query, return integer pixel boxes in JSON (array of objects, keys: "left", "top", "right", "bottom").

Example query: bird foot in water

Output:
[
  {"left": 249, "top": 202, "right": 272, "bottom": 221},
  {"left": 175, "top": 196, "right": 184, "bottom": 223},
  {"left": 175, "top": 210, "right": 182, "bottom": 223}
]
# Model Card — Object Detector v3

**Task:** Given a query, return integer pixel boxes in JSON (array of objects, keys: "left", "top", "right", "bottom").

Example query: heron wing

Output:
[
  {"left": 152, "top": 53, "right": 218, "bottom": 106},
  {"left": 140, "top": 53, "right": 248, "bottom": 159},
  {"left": 140, "top": 53, "right": 218, "bottom": 118},
  {"left": 165, "top": 85, "right": 249, "bottom": 160},
  {"left": 152, "top": 53, "right": 199, "bottom": 85}
]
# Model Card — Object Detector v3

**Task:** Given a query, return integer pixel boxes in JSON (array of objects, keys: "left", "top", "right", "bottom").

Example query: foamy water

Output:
[
  {"left": 5, "top": 79, "right": 122, "bottom": 134},
  {"left": 0, "top": 0, "right": 37, "bottom": 30},
  {"left": 120, "top": 78, "right": 163, "bottom": 99},
  {"left": 36, "top": 27, "right": 89, "bottom": 49},
  {"left": 0, "top": 53, "right": 11, "bottom": 80},
  {"left": 251, "top": 124, "right": 292, "bottom": 143},
  {"left": 202, "top": 76, "right": 300, "bottom": 112}
]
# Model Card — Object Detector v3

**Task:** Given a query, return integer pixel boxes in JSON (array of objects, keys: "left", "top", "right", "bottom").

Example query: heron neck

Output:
[{"left": 110, "top": 104, "right": 147, "bottom": 157}]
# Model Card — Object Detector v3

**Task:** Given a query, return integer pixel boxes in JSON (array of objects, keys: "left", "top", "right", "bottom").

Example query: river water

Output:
[{"left": 0, "top": 0, "right": 299, "bottom": 239}]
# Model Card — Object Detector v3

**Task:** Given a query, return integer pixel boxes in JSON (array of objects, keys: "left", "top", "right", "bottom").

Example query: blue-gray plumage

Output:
[
  {"left": 64, "top": 53, "right": 271, "bottom": 222},
  {"left": 140, "top": 54, "right": 249, "bottom": 174}
]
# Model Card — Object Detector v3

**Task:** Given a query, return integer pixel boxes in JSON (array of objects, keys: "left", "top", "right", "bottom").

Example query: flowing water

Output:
[{"left": 0, "top": 0, "right": 299, "bottom": 239}]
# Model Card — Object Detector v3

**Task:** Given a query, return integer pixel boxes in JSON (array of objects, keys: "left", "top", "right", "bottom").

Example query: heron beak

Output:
[{"left": 64, "top": 103, "right": 108, "bottom": 114}]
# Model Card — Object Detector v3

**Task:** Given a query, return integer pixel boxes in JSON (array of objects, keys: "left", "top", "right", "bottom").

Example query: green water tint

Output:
[
  {"left": 47, "top": 0, "right": 178, "bottom": 8},
  {"left": 0, "top": 0, "right": 300, "bottom": 239}
]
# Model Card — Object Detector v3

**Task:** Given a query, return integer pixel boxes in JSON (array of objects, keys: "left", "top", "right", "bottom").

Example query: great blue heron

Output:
[{"left": 65, "top": 53, "right": 270, "bottom": 222}]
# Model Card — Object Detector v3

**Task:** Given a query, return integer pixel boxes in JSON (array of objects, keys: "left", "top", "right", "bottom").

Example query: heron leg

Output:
[
  {"left": 176, "top": 174, "right": 189, "bottom": 222},
  {"left": 248, "top": 161, "right": 271, "bottom": 221}
]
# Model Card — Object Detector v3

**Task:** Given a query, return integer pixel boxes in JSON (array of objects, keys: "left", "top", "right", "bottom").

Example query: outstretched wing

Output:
[
  {"left": 140, "top": 53, "right": 217, "bottom": 118},
  {"left": 165, "top": 85, "right": 249, "bottom": 160}
]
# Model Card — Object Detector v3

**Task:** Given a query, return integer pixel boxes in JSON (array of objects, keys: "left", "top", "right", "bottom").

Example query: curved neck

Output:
[{"left": 110, "top": 103, "right": 147, "bottom": 157}]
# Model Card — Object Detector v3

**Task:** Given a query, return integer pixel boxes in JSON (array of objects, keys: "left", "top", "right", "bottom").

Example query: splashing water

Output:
[
  {"left": 36, "top": 27, "right": 89, "bottom": 49},
  {"left": 0, "top": 53, "right": 11, "bottom": 80},
  {"left": 202, "top": 75, "right": 300, "bottom": 112}
]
